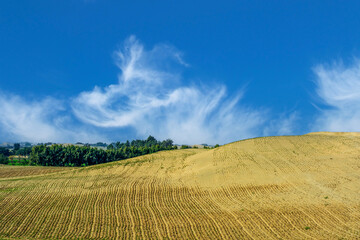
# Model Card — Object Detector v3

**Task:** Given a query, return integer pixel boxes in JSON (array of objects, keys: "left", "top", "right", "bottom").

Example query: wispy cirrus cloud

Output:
[
  {"left": 312, "top": 59, "right": 360, "bottom": 132},
  {"left": 0, "top": 36, "right": 298, "bottom": 144},
  {"left": 0, "top": 93, "right": 63, "bottom": 142},
  {"left": 0, "top": 93, "right": 106, "bottom": 143},
  {"left": 72, "top": 36, "right": 269, "bottom": 144}
]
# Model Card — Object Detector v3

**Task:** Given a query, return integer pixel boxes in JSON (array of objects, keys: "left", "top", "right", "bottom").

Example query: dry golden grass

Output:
[
  {"left": 1, "top": 133, "right": 360, "bottom": 239},
  {"left": 0, "top": 165, "right": 74, "bottom": 179}
]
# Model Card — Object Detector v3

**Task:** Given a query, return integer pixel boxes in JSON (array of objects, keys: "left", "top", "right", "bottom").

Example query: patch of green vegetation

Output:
[
  {"left": 305, "top": 226, "right": 311, "bottom": 230},
  {"left": 0, "top": 177, "right": 27, "bottom": 182},
  {"left": 180, "top": 145, "right": 191, "bottom": 149},
  {"left": 0, "top": 187, "right": 19, "bottom": 193},
  {"left": 123, "top": 159, "right": 147, "bottom": 167},
  {"left": 0, "top": 233, "right": 12, "bottom": 239},
  {"left": 7, "top": 157, "right": 30, "bottom": 166}
]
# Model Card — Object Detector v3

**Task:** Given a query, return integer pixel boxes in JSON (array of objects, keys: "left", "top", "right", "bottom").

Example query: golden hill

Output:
[{"left": 1, "top": 133, "right": 360, "bottom": 239}]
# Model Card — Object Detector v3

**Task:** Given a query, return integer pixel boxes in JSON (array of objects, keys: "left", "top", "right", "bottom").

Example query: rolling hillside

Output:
[{"left": 1, "top": 133, "right": 360, "bottom": 239}]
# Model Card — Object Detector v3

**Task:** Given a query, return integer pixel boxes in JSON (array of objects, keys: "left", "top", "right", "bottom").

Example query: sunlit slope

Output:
[
  {"left": 1, "top": 134, "right": 360, "bottom": 239},
  {"left": 176, "top": 133, "right": 360, "bottom": 194}
]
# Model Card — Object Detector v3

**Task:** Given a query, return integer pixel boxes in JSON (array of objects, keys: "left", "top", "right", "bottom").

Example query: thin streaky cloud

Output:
[
  {"left": 0, "top": 93, "right": 107, "bottom": 143},
  {"left": 0, "top": 36, "right": 298, "bottom": 144},
  {"left": 72, "top": 36, "right": 271, "bottom": 144},
  {"left": 312, "top": 59, "right": 360, "bottom": 132}
]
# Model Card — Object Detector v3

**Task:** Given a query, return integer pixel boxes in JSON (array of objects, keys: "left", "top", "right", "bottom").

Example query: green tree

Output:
[
  {"left": 0, "top": 147, "right": 10, "bottom": 156},
  {"left": 181, "top": 145, "right": 190, "bottom": 149},
  {"left": 26, "top": 136, "right": 176, "bottom": 167},
  {"left": 14, "top": 143, "right": 20, "bottom": 151},
  {"left": 0, "top": 154, "right": 9, "bottom": 164}
]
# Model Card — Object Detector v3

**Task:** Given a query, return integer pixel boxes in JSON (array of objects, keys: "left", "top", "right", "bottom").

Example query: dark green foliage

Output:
[
  {"left": 107, "top": 144, "right": 115, "bottom": 150},
  {"left": 15, "top": 147, "right": 32, "bottom": 156},
  {"left": 14, "top": 143, "right": 20, "bottom": 151},
  {"left": 0, "top": 147, "right": 10, "bottom": 156},
  {"left": 0, "top": 154, "right": 9, "bottom": 164},
  {"left": 95, "top": 142, "right": 107, "bottom": 147},
  {"left": 26, "top": 136, "right": 176, "bottom": 167},
  {"left": 180, "top": 145, "right": 190, "bottom": 149},
  {"left": 7, "top": 156, "right": 30, "bottom": 166},
  {"left": 0, "top": 146, "right": 31, "bottom": 165},
  {"left": 29, "top": 144, "right": 108, "bottom": 167},
  {"left": 214, "top": 144, "right": 220, "bottom": 148}
]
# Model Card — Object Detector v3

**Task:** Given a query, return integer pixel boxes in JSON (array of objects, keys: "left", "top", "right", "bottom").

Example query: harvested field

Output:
[
  {"left": 0, "top": 165, "right": 74, "bottom": 178},
  {"left": 0, "top": 133, "right": 360, "bottom": 239}
]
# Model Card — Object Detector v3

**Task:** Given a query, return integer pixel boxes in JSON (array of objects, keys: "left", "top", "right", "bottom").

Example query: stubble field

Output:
[{"left": 1, "top": 133, "right": 360, "bottom": 239}]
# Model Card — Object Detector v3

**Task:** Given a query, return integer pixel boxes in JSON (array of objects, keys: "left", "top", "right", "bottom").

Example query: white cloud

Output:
[
  {"left": 263, "top": 112, "right": 299, "bottom": 136},
  {"left": 0, "top": 36, "right": 300, "bottom": 144},
  {"left": 72, "top": 36, "right": 269, "bottom": 144},
  {"left": 0, "top": 93, "right": 105, "bottom": 143},
  {"left": 313, "top": 59, "right": 360, "bottom": 132}
]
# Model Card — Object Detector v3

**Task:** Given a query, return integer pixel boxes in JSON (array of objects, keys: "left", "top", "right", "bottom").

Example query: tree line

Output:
[
  {"left": 0, "top": 146, "right": 33, "bottom": 165},
  {"left": 0, "top": 136, "right": 177, "bottom": 167}
]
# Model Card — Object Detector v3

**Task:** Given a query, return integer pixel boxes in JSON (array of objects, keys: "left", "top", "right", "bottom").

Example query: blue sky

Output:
[{"left": 1, "top": 1, "right": 360, "bottom": 144}]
